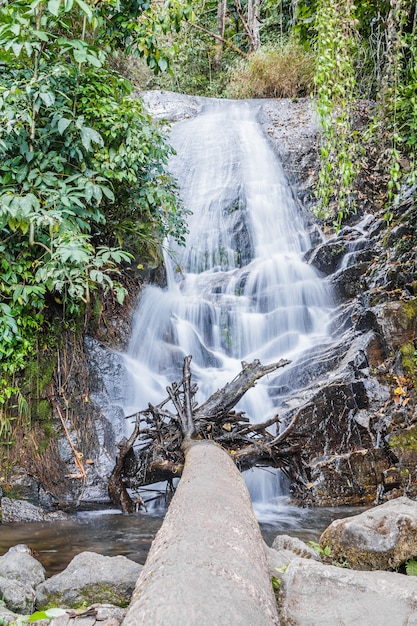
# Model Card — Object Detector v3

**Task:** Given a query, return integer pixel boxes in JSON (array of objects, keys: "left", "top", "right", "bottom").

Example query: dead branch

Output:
[
  {"left": 110, "top": 356, "right": 305, "bottom": 513},
  {"left": 108, "top": 413, "right": 141, "bottom": 513},
  {"left": 188, "top": 21, "right": 248, "bottom": 58}
]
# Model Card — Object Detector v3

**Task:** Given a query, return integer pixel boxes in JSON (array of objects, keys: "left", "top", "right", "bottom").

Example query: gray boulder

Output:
[
  {"left": 36, "top": 552, "right": 143, "bottom": 609},
  {"left": 0, "top": 575, "right": 35, "bottom": 614},
  {"left": 271, "top": 534, "right": 320, "bottom": 560},
  {"left": 278, "top": 558, "right": 417, "bottom": 626},
  {"left": 0, "top": 544, "right": 46, "bottom": 587},
  {"left": 0, "top": 606, "right": 28, "bottom": 626},
  {"left": 266, "top": 535, "right": 320, "bottom": 582},
  {"left": 320, "top": 495, "right": 417, "bottom": 570},
  {"left": 1, "top": 497, "right": 69, "bottom": 523}
]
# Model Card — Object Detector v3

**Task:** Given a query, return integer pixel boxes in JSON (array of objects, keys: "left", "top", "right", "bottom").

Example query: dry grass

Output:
[{"left": 226, "top": 41, "right": 314, "bottom": 99}]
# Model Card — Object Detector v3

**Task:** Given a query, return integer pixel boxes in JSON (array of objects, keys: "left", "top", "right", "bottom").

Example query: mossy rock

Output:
[{"left": 36, "top": 552, "right": 143, "bottom": 610}]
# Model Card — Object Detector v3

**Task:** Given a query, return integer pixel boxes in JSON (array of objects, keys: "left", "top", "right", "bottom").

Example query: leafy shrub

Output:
[
  {"left": 0, "top": 0, "right": 190, "bottom": 429},
  {"left": 226, "top": 41, "right": 314, "bottom": 99}
]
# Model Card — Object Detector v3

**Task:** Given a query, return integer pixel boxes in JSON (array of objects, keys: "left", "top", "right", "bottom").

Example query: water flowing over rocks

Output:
[{"left": 3, "top": 91, "right": 416, "bottom": 515}]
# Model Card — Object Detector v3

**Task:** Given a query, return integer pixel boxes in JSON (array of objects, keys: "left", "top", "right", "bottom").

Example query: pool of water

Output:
[{"left": 0, "top": 500, "right": 365, "bottom": 576}]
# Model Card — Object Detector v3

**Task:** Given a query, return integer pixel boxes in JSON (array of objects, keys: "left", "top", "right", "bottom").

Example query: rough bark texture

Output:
[{"left": 122, "top": 440, "right": 280, "bottom": 626}]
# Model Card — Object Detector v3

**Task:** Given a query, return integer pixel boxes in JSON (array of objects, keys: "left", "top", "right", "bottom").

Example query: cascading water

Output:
[{"left": 122, "top": 99, "right": 335, "bottom": 523}]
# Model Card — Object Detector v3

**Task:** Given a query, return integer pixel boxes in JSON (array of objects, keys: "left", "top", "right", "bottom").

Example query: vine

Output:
[
  {"left": 313, "top": 0, "right": 359, "bottom": 230},
  {"left": 378, "top": 0, "right": 416, "bottom": 219}
]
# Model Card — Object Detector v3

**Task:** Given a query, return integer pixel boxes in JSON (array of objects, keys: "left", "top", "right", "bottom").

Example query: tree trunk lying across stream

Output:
[{"left": 122, "top": 438, "right": 280, "bottom": 626}]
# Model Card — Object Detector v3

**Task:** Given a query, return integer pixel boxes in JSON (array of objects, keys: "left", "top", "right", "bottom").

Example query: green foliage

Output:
[
  {"left": 0, "top": 0, "right": 190, "bottom": 431},
  {"left": 226, "top": 40, "right": 314, "bottom": 99},
  {"left": 406, "top": 559, "right": 417, "bottom": 576},
  {"left": 271, "top": 575, "right": 281, "bottom": 590},
  {"left": 313, "top": 0, "right": 359, "bottom": 230},
  {"left": 377, "top": 2, "right": 417, "bottom": 209},
  {"left": 307, "top": 540, "right": 332, "bottom": 558}
]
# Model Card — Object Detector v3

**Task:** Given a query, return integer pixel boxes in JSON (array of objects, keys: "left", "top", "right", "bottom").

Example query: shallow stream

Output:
[{"left": 0, "top": 502, "right": 364, "bottom": 576}]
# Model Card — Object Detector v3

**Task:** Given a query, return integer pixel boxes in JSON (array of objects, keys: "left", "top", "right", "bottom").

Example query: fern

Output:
[{"left": 406, "top": 559, "right": 417, "bottom": 576}]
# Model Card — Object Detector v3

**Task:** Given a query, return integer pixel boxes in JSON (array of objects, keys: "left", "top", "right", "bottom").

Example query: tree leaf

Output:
[
  {"left": 45, "top": 608, "right": 68, "bottom": 618},
  {"left": 40, "top": 91, "right": 55, "bottom": 107},
  {"left": 58, "top": 117, "right": 71, "bottom": 134},
  {"left": 33, "top": 30, "right": 49, "bottom": 42},
  {"left": 80, "top": 126, "right": 103, "bottom": 151},
  {"left": 74, "top": 0, "right": 93, "bottom": 20},
  {"left": 47, "top": 0, "right": 62, "bottom": 16},
  {"left": 158, "top": 57, "right": 168, "bottom": 72},
  {"left": 86, "top": 53, "right": 102, "bottom": 68}
]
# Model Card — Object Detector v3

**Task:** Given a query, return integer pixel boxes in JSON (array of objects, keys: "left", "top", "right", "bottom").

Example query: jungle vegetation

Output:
[{"left": 0, "top": 0, "right": 416, "bottom": 450}]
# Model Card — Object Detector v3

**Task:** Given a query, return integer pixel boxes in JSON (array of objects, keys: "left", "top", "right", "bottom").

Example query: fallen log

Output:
[{"left": 122, "top": 439, "right": 280, "bottom": 626}]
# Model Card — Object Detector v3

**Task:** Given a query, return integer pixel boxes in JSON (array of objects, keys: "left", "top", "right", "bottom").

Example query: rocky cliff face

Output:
[{"left": 261, "top": 97, "right": 417, "bottom": 506}]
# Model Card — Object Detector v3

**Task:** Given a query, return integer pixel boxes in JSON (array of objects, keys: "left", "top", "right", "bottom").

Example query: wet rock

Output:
[
  {"left": 319, "top": 496, "right": 417, "bottom": 570},
  {"left": 373, "top": 299, "right": 417, "bottom": 351},
  {"left": 0, "top": 498, "right": 69, "bottom": 524},
  {"left": 388, "top": 425, "right": 417, "bottom": 498},
  {"left": 306, "top": 240, "right": 348, "bottom": 274},
  {"left": 330, "top": 262, "right": 371, "bottom": 300},
  {"left": 36, "top": 552, "right": 143, "bottom": 610},
  {"left": 141, "top": 89, "right": 203, "bottom": 122},
  {"left": 277, "top": 557, "right": 417, "bottom": 625},
  {"left": 290, "top": 379, "right": 373, "bottom": 457},
  {"left": 305, "top": 449, "right": 392, "bottom": 506}
]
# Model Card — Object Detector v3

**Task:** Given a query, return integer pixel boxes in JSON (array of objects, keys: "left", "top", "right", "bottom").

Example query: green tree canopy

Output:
[{"left": 0, "top": 0, "right": 190, "bottom": 425}]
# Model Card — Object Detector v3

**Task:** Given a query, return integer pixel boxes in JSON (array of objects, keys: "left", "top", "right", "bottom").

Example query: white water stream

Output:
[{"left": 122, "top": 99, "right": 335, "bottom": 523}]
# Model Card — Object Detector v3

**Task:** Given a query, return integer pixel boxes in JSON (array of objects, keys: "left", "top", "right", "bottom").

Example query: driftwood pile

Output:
[{"left": 108, "top": 355, "right": 304, "bottom": 513}]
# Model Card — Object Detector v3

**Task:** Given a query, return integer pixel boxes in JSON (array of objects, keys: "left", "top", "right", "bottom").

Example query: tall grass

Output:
[{"left": 226, "top": 41, "right": 314, "bottom": 99}]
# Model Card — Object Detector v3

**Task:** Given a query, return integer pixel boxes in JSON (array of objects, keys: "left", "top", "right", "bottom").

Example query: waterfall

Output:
[{"left": 122, "top": 99, "right": 335, "bottom": 522}]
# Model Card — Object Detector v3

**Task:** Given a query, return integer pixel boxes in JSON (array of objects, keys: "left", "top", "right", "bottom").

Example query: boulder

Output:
[
  {"left": 266, "top": 535, "right": 319, "bottom": 582},
  {"left": 0, "top": 575, "right": 35, "bottom": 614},
  {"left": 271, "top": 534, "right": 319, "bottom": 561},
  {"left": 0, "top": 498, "right": 69, "bottom": 523},
  {"left": 0, "top": 544, "right": 46, "bottom": 587},
  {"left": 35, "top": 552, "right": 142, "bottom": 610},
  {"left": 0, "top": 606, "right": 29, "bottom": 626},
  {"left": 319, "top": 496, "right": 417, "bottom": 570},
  {"left": 278, "top": 557, "right": 417, "bottom": 626}
]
